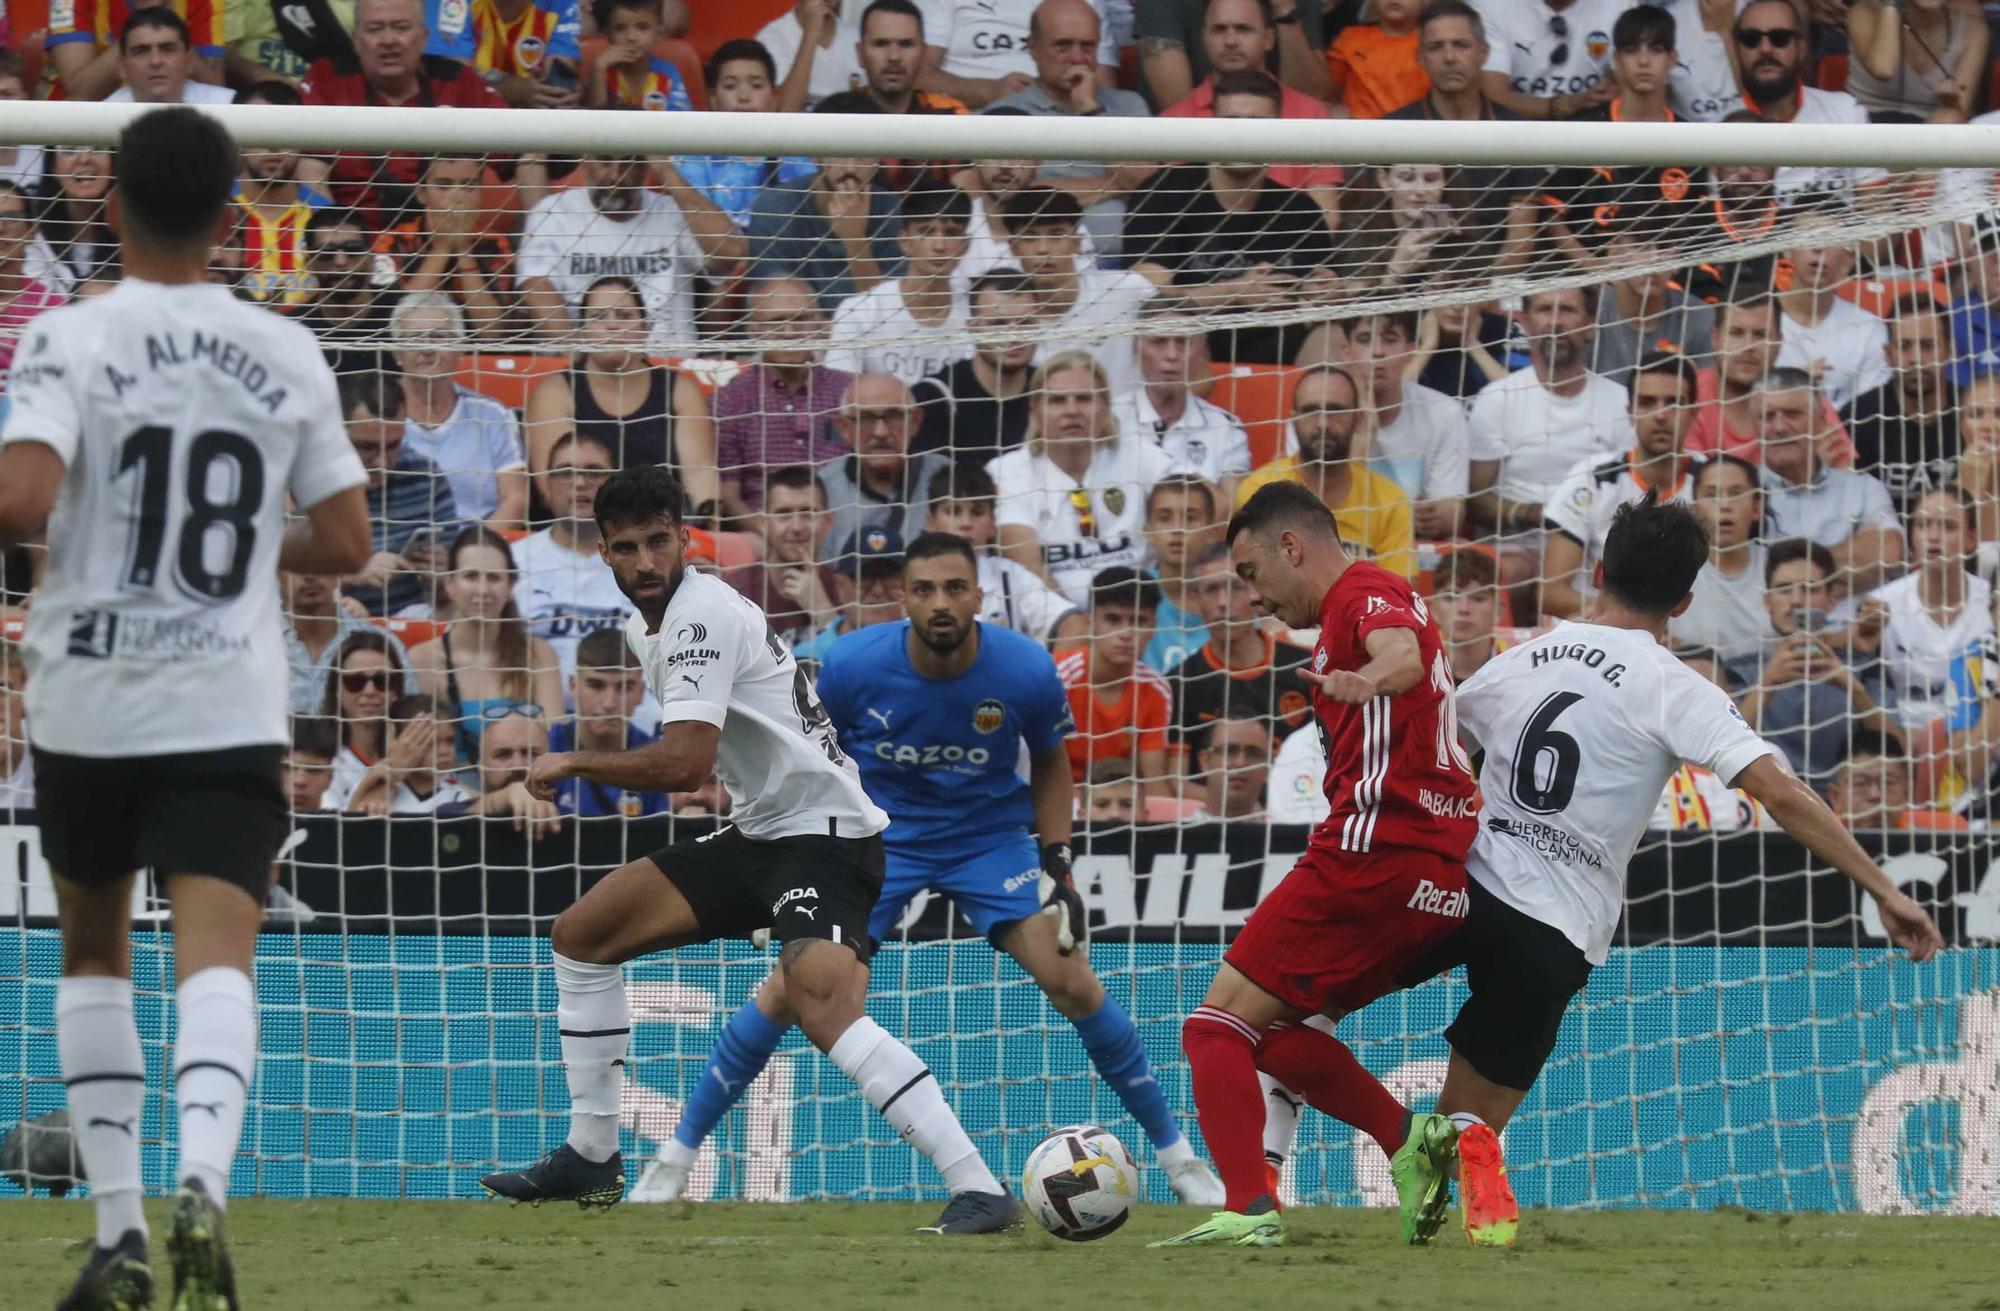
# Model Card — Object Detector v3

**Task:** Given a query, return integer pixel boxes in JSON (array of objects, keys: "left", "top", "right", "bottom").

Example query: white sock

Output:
[
  {"left": 659, "top": 1138, "right": 698, "bottom": 1169},
  {"left": 1156, "top": 1136, "right": 1196, "bottom": 1170},
  {"left": 58, "top": 976, "right": 148, "bottom": 1247},
  {"left": 1259, "top": 1073, "right": 1303, "bottom": 1167},
  {"left": 827, "top": 1017, "right": 1002, "bottom": 1197},
  {"left": 555, "top": 953, "right": 628, "bottom": 1163},
  {"left": 173, "top": 967, "right": 256, "bottom": 1207},
  {"left": 1448, "top": 1111, "right": 1487, "bottom": 1134}
]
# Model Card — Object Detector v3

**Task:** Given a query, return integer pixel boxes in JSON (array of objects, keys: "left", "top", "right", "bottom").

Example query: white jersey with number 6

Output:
[
  {"left": 0, "top": 279, "right": 367, "bottom": 758},
  {"left": 626, "top": 569, "right": 888, "bottom": 842},
  {"left": 1456, "top": 621, "right": 1777, "bottom": 965}
]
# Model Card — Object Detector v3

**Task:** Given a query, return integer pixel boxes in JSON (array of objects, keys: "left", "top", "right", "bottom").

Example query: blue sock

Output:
[
  {"left": 673, "top": 1001, "right": 787, "bottom": 1152},
  {"left": 1072, "top": 995, "right": 1182, "bottom": 1151}
]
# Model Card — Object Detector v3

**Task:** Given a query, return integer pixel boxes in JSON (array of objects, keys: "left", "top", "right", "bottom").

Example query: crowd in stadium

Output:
[{"left": 3, "top": 0, "right": 2000, "bottom": 840}]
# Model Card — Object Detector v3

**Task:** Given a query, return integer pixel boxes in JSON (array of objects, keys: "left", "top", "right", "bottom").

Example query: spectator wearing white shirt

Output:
[
  {"left": 517, "top": 153, "right": 746, "bottom": 350},
  {"left": 1669, "top": 454, "right": 1775, "bottom": 663},
  {"left": 512, "top": 431, "right": 635, "bottom": 689},
  {"left": 390, "top": 292, "right": 529, "bottom": 530},
  {"left": 1775, "top": 219, "right": 1892, "bottom": 413},
  {"left": 1734, "top": 0, "right": 1886, "bottom": 201},
  {"left": 1327, "top": 309, "right": 1469, "bottom": 538},
  {"left": 989, "top": 351, "right": 1189, "bottom": 605},
  {"left": 343, "top": 694, "right": 478, "bottom": 816},
  {"left": 1467, "top": 285, "right": 1635, "bottom": 580},
  {"left": 1662, "top": 0, "right": 1741, "bottom": 121},
  {"left": 760, "top": 0, "right": 867, "bottom": 110},
  {"left": 1542, "top": 350, "right": 1701, "bottom": 619},
  {"left": 918, "top": 0, "right": 1117, "bottom": 108},
  {"left": 1859, "top": 486, "right": 1996, "bottom": 732},
  {"left": 921, "top": 463, "right": 1085, "bottom": 642},
  {"left": 106, "top": 8, "right": 236, "bottom": 104},
  {"left": 1110, "top": 297, "right": 1250, "bottom": 491},
  {"left": 1477, "top": 0, "right": 1627, "bottom": 120},
  {"left": 826, "top": 186, "right": 974, "bottom": 385},
  {"left": 1754, "top": 367, "right": 1905, "bottom": 592},
  {"left": 284, "top": 717, "right": 341, "bottom": 815},
  {"left": 999, "top": 187, "right": 1156, "bottom": 395}
]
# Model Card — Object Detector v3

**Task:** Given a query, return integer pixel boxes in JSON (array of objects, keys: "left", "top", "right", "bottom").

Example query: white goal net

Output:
[{"left": 0, "top": 105, "right": 1997, "bottom": 1215}]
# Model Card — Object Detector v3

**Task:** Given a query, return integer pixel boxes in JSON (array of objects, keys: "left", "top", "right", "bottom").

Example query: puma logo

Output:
[
  {"left": 88, "top": 1116, "right": 136, "bottom": 1137},
  {"left": 182, "top": 1101, "right": 225, "bottom": 1119},
  {"left": 680, "top": 673, "right": 702, "bottom": 689},
  {"left": 866, "top": 708, "right": 893, "bottom": 730},
  {"left": 708, "top": 1069, "right": 740, "bottom": 1094}
]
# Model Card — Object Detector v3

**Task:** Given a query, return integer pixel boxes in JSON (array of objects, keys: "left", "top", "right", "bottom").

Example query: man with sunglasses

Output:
[
  {"left": 1476, "top": 0, "right": 1625, "bottom": 120},
  {"left": 1732, "top": 0, "right": 1885, "bottom": 202},
  {"left": 294, "top": 211, "right": 392, "bottom": 378}
]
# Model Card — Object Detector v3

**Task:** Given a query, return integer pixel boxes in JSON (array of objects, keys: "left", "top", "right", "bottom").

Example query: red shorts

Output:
[{"left": 1225, "top": 846, "right": 1469, "bottom": 1016}]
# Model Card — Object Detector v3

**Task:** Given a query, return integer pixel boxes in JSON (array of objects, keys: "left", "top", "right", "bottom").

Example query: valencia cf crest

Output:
[
  {"left": 1101, "top": 487, "right": 1123, "bottom": 517},
  {"left": 1585, "top": 30, "right": 1609, "bottom": 60},
  {"left": 865, "top": 527, "right": 890, "bottom": 551},
  {"left": 516, "top": 34, "right": 546, "bottom": 69},
  {"left": 1660, "top": 167, "right": 1691, "bottom": 202},
  {"left": 972, "top": 698, "right": 1006, "bottom": 734},
  {"left": 644, "top": 89, "right": 669, "bottom": 110}
]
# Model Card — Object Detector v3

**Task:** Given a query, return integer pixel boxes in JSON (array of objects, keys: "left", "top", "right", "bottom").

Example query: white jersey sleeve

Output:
[
  {"left": 2, "top": 325, "right": 85, "bottom": 462},
  {"left": 1651, "top": 658, "right": 1782, "bottom": 789},
  {"left": 289, "top": 357, "right": 371, "bottom": 510}
]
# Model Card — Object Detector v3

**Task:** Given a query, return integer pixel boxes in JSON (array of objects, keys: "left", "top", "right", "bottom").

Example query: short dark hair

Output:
[
  {"left": 900, "top": 185, "right": 972, "bottom": 228},
  {"left": 927, "top": 464, "right": 996, "bottom": 505},
  {"left": 1209, "top": 68, "right": 1283, "bottom": 109},
  {"left": 764, "top": 464, "right": 823, "bottom": 503},
  {"left": 593, "top": 465, "right": 685, "bottom": 534},
  {"left": 1598, "top": 491, "right": 1710, "bottom": 616},
  {"left": 1146, "top": 473, "right": 1217, "bottom": 522},
  {"left": 969, "top": 268, "right": 1035, "bottom": 308},
  {"left": 575, "top": 626, "right": 639, "bottom": 671},
  {"left": 289, "top": 715, "right": 340, "bottom": 761},
  {"left": 1888, "top": 290, "right": 1946, "bottom": 322},
  {"left": 1352, "top": 310, "right": 1421, "bottom": 345},
  {"left": 1191, "top": 539, "right": 1232, "bottom": 570},
  {"left": 903, "top": 530, "right": 979, "bottom": 571},
  {"left": 115, "top": 106, "right": 239, "bottom": 245},
  {"left": 1631, "top": 349, "right": 1698, "bottom": 402},
  {"left": 338, "top": 370, "right": 405, "bottom": 421},
  {"left": 306, "top": 207, "right": 366, "bottom": 243},
  {"left": 1765, "top": 536, "right": 1835, "bottom": 584},
  {"left": 709, "top": 37, "right": 777, "bottom": 87},
  {"left": 999, "top": 187, "right": 1084, "bottom": 233},
  {"left": 119, "top": 4, "right": 190, "bottom": 49},
  {"left": 1089, "top": 565, "right": 1161, "bottom": 615},
  {"left": 1433, "top": 547, "right": 1498, "bottom": 592},
  {"left": 1226, "top": 479, "right": 1339, "bottom": 546},
  {"left": 1416, "top": 0, "right": 1485, "bottom": 42},
  {"left": 1525, "top": 282, "right": 1600, "bottom": 317},
  {"left": 1197, "top": 707, "right": 1271, "bottom": 757},
  {"left": 593, "top": 0, "right": 660, "bottom": 29},
  {"left": 861, "top": 0, "right": 925, "bottom": 37},
  {"left": 1843, "top": 729, "right": 1907, "bottom": 763},
  {"left": 389, "top": 692, "right": 451, "bottom": 725},
  {"left": 1612, "top": 4, "right": 1674, "bottom": 49},
  {"left": 242, "top": 78, "right": 304, "bottom": 106}
]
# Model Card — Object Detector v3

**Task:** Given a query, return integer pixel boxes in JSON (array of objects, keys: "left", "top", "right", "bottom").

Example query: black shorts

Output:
[
  {"left": 646, "top": 823, "right": 885, "bottom": 963},
  {"left": 1396, "top": 876, "right": 1594, "bottom": 1092},
  {"left": 31, "top": 744, "right": 288, "bottom": 902}
]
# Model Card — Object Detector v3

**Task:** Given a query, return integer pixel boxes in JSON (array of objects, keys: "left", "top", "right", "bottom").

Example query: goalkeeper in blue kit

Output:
[{"left": 631, "top": 532, "right": 1224, "bottom": 1217}]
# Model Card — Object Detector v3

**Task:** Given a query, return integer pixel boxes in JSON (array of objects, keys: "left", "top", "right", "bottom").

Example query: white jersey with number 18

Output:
[
  {"left": 1456, "top": 621, "right": 1777, "bottom": 965},
  {"left": 0, "top": 279, "right": 367, "bottom": 758}
]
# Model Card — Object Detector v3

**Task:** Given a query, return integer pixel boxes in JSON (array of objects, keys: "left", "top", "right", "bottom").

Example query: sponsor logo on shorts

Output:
[
  {"left": 1419, "top": 788, "right": 1478, "bottom": 819},
  {"left": 772, "top": 885, "right": 819, "bottom": 918},
  {"left": 1002, "top": 868, "right": 1040, "bottom": 893},
  {"left": 1407, "top": 878, "right": 1469, "bottom": 918},
  {"left": 972, "top": 698, "right": 1005, "bottom": 735}
]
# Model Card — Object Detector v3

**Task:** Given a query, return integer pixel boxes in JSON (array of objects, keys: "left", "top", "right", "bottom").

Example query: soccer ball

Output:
[{"left": 1021, "top": 1124, "right": 1139, "bottom": 1241}]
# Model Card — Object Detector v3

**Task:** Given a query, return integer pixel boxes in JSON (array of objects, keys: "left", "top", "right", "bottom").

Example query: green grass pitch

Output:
[{"left": 5, "top": 1200, "right": 1997, "bottom": 1310}]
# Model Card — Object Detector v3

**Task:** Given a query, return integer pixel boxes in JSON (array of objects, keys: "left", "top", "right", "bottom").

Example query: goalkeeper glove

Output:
[{"left": 1037, "top": 842, "right": 1088, "bottom": 955}]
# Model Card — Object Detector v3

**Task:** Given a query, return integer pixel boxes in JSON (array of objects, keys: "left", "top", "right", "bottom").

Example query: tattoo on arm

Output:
[{"left": 1137, "top": 37, "right": 1186, "bottom": 57}]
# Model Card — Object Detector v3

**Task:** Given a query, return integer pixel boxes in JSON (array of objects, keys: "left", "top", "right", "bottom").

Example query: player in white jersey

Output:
[
  {"left": 479, "top": 467, "right": 1018, "bottom": 1233},
  {"left": 0, "top": 109, "right": 373, "bottom": 1311},
  {"left": 1399, "top": 493, "right": 1943, "bottom": 1247}
]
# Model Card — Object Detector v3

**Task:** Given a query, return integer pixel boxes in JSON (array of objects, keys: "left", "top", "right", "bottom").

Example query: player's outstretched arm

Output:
[
  {"left": 1732, "top": 754, "right": 1946, "bottom": 963},
  {"left": 277, "top": 487, "right": 374, "bottom": 578},
  {"left": 0, "top": 441, "right": 63, "bottom": 550},
  {"left": 528, "top": 721, "right": 722, "bottom": 800},
  {"left": 1302, "top": 626, "right": 1424, "bottom": 705}
]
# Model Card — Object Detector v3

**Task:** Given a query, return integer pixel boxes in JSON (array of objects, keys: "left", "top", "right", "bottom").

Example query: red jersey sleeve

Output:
[{"left": 1339, "top": 574, "right": 1425, "bottom": 650}]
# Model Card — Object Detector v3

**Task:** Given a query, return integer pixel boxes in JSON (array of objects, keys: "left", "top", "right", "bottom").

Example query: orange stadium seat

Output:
[
  {"left": 375, "top": 617, "right": 445, "bottom": 649},
  {"left": 680, "top": 0, "right": 791, "bottom": 62},
  {"left": 458, "top": 355, "right": 567, "bottom": 410},
  {"left": 1815, "top": 53, "right": 1848, "bottom": 94},
  {"left": 1144, "top": 796, "right": 1207, "bottom": 822},
  {"left": 1206, "top": 362, "right": 1302, "bottom": 471}
]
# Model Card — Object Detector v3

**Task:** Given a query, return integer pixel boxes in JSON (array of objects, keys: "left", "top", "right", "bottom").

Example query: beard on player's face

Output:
[{"left": 915, "top": 608, "right": 972, "bottom": 653}]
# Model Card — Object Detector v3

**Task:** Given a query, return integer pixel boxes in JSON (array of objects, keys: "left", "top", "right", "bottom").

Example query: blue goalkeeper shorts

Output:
[{"left": 868, "top": 831, "right": 1044, "bottom": 945}]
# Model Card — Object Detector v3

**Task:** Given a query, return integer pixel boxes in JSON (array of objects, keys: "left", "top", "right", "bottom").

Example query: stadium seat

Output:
[
  {"left": 457, "top": 355, "right": 567, "bottom": 411},
  {"left": 1144, "top": 796, "right": 1207, "bottom": 822},
  {"left": 680, "top": 0, "right": 791, "bottom": 62},
  {"left": 1207, "top": 362, "right": 1302, "bottom": 471},
  {"left": 374, "top": 617, "right": 445, "bottom": 649},
  {"left": 686, "top": 529, "right": 760, "bottom": 569},
  {"left": 1816, "top": 53, "right": 1849, "bottom": 94}
]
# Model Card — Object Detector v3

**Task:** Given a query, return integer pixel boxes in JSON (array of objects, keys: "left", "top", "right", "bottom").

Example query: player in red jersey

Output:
[{"left": 1154, "top": 480, "right": 1479, "bottom": 1250}]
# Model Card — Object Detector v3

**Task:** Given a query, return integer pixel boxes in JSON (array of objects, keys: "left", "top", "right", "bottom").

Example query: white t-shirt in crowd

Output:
[
  {"left": 918, "top": 0, "right": 1115, "bottom": 80},
  {"left": 958, "top": 196, "right": 1099, "bottom": 286},
  {"left": 977, "top": 553, "right": 1079, "bottom": 644},
  {"left": 1459, "top": 621, "right": 1778, "bottom": 964},
  {"left": 1776, "top": 299, "right": 1892, "bottom": 414},
  {"left": 1762, "top": 462, "right": 1900, "bottom": 549},
  {"left": 1111, "top": 387, "right": 1251, "bottom": 486},
  {"left": 512, "top": 527, "right": 635, "bottom": 690},
  {"left": 1480, "top": 0, "right": 1626, "bottom": 99},
  {"left": 627, "top": 569, "right": 887, "bottom": 841},
  {"left": 825, "top": 279, "right": 972, "bottom": 385},
  {"left": 1663, "top": 0, "right": 1741, "bottom": 121},
  {"left": 516, "top": 189, "right": 704, "bottom": 350},
  {"left": 0, "top": 279, "right": 366, "bottom": 756},
  {"left": 1871, "top": 571, "right": 1997, "bottom": 730},
  {"left": 1767, "top": 87, "right": 1889, "bottom": 200},
  {"left": 1542, "top": 450, "right": 1699, "bottom": 603},
  {"left": 401, "top": 385, "right": 525, "bottom": 523},
  {"left": 987, "top": 434, "right": 1189, "bottom": 606},
  {"left": 1667, "top": 546, "right": 1773, "bottom": 663},
  {"left": 1033, "top": 267, "right": 1156, "bottom": 396},
  {"left": 1267, "top": 722, "right": 1329, "bottom": 825},
  {"left": 106, "top": 82, "right": 237, "bottom": 104},
  {"left": 1372, "top": 379, "right": 1473, "bottom": 502},
  {"left": 755, "top": 10, "right": 865, "bottom": 107},
  {"left": 1467, "top": 366, "right": 1635, "bottom": 505}
]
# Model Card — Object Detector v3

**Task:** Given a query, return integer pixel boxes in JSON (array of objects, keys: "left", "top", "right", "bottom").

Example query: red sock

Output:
[
  {"left": 1182, "top": 1007, "right": 1274, "bottom": 1212},
  {"left": 1254, "top": 1021, "right": 1407, "bottom": 1158}
]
